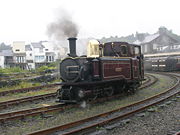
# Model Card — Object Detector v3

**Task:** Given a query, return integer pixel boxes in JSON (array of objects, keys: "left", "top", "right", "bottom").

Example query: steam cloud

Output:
[{"left": 47, "top": 9, "right": 79, "bottom": 40}]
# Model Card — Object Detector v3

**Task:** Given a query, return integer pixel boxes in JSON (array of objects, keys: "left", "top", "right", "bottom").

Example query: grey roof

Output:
[
  {"left": 133, "top": 33, "right": 160, "bottom": 44},
  {"left": 0, "top": 50, "right": 13, "bottom": 56},
  {"left": 25, "top": 45, "right": 32, "bottom": 51},
  {"left": 0, "top": 43, "right": 11, "bottom": 52},
  {"left": 31, "top": 42, "right": 45, "bottom": 49},
  {"left": 166, "top": 33, "right": 180, "bottom": 42},
  {"left": 141, "top": 33, "right": 159, "bottom": 44}
]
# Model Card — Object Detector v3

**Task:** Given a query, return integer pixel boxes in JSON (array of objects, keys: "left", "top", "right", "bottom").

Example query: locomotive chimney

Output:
[{"left": 68, "top": 37, "right": 77, "bottom": 57}]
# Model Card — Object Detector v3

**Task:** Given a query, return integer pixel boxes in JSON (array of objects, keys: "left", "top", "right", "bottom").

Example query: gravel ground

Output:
[{"left": 93, "top": 96, "right": 180, "bottom": 135}]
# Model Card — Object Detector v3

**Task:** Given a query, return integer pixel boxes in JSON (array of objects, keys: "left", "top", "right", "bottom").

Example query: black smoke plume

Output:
[{"left": 47, "top": 9, "right": 79, "bottom": 40}]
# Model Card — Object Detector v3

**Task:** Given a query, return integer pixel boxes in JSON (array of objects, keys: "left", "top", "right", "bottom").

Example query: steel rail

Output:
[
  {"left": 26, "top": 73, "right": 179, "bottom": 135},
  {"left": 139, "top": 73, "right": 158, "bottom": 89},
  {"left": 0, "top": 104, "right": 78, "bottom": 123},
  {"left": 0, "top": 92, "right": 56, "bottom": 109},
  {"left": 0, "top": 84, "right": 57, "bottom": 96}
]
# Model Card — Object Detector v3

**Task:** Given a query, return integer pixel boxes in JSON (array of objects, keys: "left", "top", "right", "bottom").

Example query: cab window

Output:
[
  {"left": 87, "top": 40, "right": 100, "bottom": 57},
  {"left": 121, "top": 45, "right": 127, "bottom": 56},
  {"left": 135, "top": 47, "right": 140, "bottom": 56}
]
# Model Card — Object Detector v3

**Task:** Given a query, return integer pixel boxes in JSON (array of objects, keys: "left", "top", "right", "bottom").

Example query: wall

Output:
[
  {"left": 12, "top": 41, "right": 26, "bottom": 53},
  {"left": 0, "top": 56, "right": 4, "bottom": 68}
]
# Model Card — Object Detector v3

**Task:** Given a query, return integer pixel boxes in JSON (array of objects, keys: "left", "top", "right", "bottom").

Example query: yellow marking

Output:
[
  {"left": 42, "top": 104, "right": 50, "bottom": 107},
  {"left": 115, "top": 68, "right": 122, "bottom": 72}
]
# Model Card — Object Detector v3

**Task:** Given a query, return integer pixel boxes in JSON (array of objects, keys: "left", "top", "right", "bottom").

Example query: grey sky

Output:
[{"left": 0, "top": 0, "right": 179, "bottom": 43}]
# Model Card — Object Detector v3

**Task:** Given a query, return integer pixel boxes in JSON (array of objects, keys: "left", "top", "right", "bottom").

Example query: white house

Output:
[
  {"left": 25, "top": 44, "right": 34, "bottom": 69},
  {"left": 41, "top": 41, "right": 55, "bottom": 62},
  {"left": 12, "top": 41, "right": 27, "bottom": 69},
  {"left": 25, "top": 41, "right": 56, "bottom": 69}
]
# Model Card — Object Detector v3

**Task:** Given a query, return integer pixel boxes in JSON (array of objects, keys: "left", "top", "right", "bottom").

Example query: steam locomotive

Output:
[{"left": 56, "top": 38, "right": 144, "bottom": 103}]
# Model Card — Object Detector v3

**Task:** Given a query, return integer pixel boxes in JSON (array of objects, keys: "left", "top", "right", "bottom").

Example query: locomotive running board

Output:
[
  {"left": 56, "top": 99, "right": 77, "bottom": 104},
  {"left": 54, "top": 78, "right": 131, "bottom": 86}
]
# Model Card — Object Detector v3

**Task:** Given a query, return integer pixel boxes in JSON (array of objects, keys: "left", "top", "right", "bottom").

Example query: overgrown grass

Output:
[
  {"left": 0, "top": 81, "right": 41, "bottom": 92},
  {"left": 0, "top": 67, "right": 28, "bottom": 74},
  {"left": 0, "top": 87, "right": 58, "bottom": 102},
  {"left": 0, "top": 78, "right": 60, "bottom": 92}
]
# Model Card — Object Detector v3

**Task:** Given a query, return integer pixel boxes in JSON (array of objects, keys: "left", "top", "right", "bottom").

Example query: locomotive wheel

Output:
[
  {"left": 89, "top": 90, "right": 98, "bottom": 101},
  {"left": 124, "top": 86, "right": 132, "bottom": 95},
  {"left": 129, "top": 87, "right": 135, "bottom": 94},
  {"left": 104, "top": 87, "right": 114, "bottom": 96},
  {"left": 92, "top": 93, "right": 98, "bottom": 100}
]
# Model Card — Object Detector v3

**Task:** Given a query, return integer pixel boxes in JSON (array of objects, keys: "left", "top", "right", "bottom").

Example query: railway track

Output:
[
  {"left": 0, "top": 92, "right": 56, "bottom": 109},
  {"left": 139, "top": 73, "right": 158, "bottom": 89},
  {"left": 0, "top": 73, "right": 159, "bottom": 124},
  {"left": 26, "top": 73, "right": 180, "bottom": 135},
  {"left": 0, "top": 73, "right": 151, "bottom": 97},
  {"left": 0, "top": 83, "right": 57, "bottom": 96},
  {"left": 0, "top": 74, "right": 153, "bottom": 110}
]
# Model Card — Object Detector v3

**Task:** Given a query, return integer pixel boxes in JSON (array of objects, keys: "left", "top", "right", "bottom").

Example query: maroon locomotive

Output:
[{"left": 57, "top": 38, "right": 144, "bottom": 103}]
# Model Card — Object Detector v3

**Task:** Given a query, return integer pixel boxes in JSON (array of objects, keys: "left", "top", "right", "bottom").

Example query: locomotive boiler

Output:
[{"left": 57, "top": 38, "right": 144, "bottom": 103}]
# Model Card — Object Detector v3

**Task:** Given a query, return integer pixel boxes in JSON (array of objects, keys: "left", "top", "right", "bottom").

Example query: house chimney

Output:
[{"left": 68, "top": 37, "right": 77, "bottom": 57}]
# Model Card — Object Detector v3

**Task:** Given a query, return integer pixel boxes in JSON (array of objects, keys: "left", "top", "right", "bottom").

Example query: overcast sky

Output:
[{"left": 0, "top": 0, "right": 179, "bottom": 43}]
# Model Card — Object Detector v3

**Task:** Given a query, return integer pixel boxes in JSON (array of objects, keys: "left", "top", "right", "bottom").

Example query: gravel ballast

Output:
[{"left": 96, "top": 96, "right": 180, "bottom": 135}]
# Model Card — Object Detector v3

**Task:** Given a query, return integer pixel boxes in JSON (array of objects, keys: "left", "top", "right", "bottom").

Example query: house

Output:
[
  {"left": 0, "top": 41, "right": 61, "bottom": 70},
  {"left": 30, "top": 42, "right": 46, "bottom": 68},
  {"left": 0, "top": 43, "right": 13, "bottom": 68},
  {"left": 134, "top": 27, "right": 180, "bottom": 54},
  {"left": 41, "top": 41, "right": 55, "bottom": 63},
  {"left": 12, "top": 41, "right": 27, "bottom": 69},
  {"left": 0, "top": 50, "right": 13, "bottom": 68},
  {"left": 25, "top": 41, "right": 56, "bottom": 69},
  {"left": 25, "top": 44, "right": 34, "bottom": 69}
]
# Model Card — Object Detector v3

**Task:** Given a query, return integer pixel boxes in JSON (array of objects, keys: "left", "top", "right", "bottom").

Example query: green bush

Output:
[
  {"left": 0, "top": 67, "right": 24, "bottom": 74},
  {"left": 0, "top": 67, "right": 30, "bottom": 77},
  {"left": 37, "top": 63, "right": 57, "bottom": 73},
  {"left": 37, "top": 66, "right": 49, "bottom": 73}
]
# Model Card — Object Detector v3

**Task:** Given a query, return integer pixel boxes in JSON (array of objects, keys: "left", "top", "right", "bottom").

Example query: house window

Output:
[
  {"left": 16, "top": 56, "right": 25, "bottom": 63},
  {"left": 15, "top": 49, "right": 20, "bottom": 52},
  {"left": 35, "top": 56, "right": 44, "bottom": 62},
  {"left": 49, "top": 56, "right": 52, "bottom": 62},
  {"left": 30, "top": 53, "right": 32, "bottom": 56},
  {"left": 45, "top": 49, "right": 48, "bottom": 51},
  {"left": 46, "top": 56, "right": 48, "bottom": 62}
]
